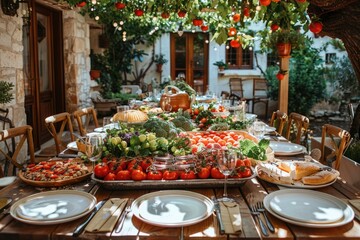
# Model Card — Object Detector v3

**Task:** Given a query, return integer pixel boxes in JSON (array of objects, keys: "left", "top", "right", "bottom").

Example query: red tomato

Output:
[
  {"left": 161, "top": 12, "right": 170, "bottom": 19},
  {"left": 271, "top": 23, "right": 279, "bottom": 31},
  {"left": 230, "top": 39, "right": 241, "bottom": 48},
  {"left": 147, "top": 170, "right": 163, "bottom": 180},
  {"left": 115, "top": 170, "right": 131, "bottom": 180},
  {"left": 232, "top": 13, "right": 241, "bottom": 22},
  {"left": 131, "top": 169, "right": 146, "bottom": 181},
  {"left": 240, "top": 167, "right": 252, "bottom": 178},
  {"left": 134, "top": 9, "right": 144, "bottom": 16},
  {"left": 177, "top": 10, "right": 186, "bottom": 18},
  {"left": 236, "top": 159, "right": 245, "bottom": 167},
  {"left": 243, "top": 159, "right": 252, "bottom": 168},
  {"left": 309, "top": 21, "right": 323, "bottom": 34},
  {"left": 115, "top": 2, "right": 126, "bottom": 9},
  {"left": 94, "top": 164, "right": 110, "bottom": 179},
  {"left": 276, "top": 72, "right": 285, "bottom": 80},
  {"left": 76, "top": 1, "right": 86, "bottom": 7},
  {"left": 163, "top": 170, "right": 179, "bottom": 180},
  {"left": 128, "top": 164, "right": 142, "bottom": 172},
  {"left": 193, "top": 108, "right": 200, "bottom": 115},
  {"left": 180, "top": 170, "right": 197, "bottom": 180},
  {"left": 201, "top": 25, "right": 209, "bottom": 32},
  {"left": 260, "top": 0, "right": 271, "bottom": 6},
  {"left": 197, "top": 167, "right": 211, "bottom": 179},
  {"left": 140, "top": 158, "right": 153, "bottom": 172},
  {"left": 104, "top": 172, "right": 116, "bottom": 181},
  {"left": 211, "top": 167, "right": 225, "bottom": 179},
  {"left": 192, "top": 18, "right": 203, "bottom": 26}
]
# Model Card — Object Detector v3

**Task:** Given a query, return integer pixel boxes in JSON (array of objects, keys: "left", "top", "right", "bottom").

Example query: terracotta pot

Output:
[
  {"left": 156, "top": 64, "right": 163, "bottom": 73},
  {"left": 276, "top": 43, "right": 292, "bottom": 56},
  {"left": 90, "top": 70, "right": 101, "bottom": 80}
]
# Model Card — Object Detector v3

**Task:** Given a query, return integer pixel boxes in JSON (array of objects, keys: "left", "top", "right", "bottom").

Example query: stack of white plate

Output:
[
  {"left": 10, "top": 190, "right": 96, "bottom": 225},
  {"left": 269, "top": 142, "right": 306, "bottom": 156},
  {"left": 263, "top": 189, "right": 354, "bottom": 228}
]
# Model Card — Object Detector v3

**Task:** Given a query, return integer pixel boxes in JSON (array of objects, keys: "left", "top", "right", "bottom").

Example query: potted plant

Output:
[
  {"left": 266, "top": 30, "right": 306, "bottom": 56},
  {"left": 89, "top": 50, "right": 105, "bottom": 80},
  {"left": 0, "top": 81, "right": 14, "bottom": 104},
  {"left": 213, "top": 60, "right": 228, "bottom": 71},
  {"left": 154, "top": 54, "right": 168, "bottom": 73}
]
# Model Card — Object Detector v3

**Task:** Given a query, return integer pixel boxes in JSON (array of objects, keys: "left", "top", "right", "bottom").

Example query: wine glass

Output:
[
  {"left": 216, "top": 149, "right": 237, "bottom": 202},
  {"left": 85, "top": 134, "right": 103, "bottom": 170},
  {"left": 252, "top": 119, "right": 266, "bottom": 139}
]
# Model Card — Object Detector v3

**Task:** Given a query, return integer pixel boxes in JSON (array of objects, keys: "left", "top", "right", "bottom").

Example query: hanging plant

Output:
[{"left": 0, "top": 81, "right": 14, "bottom": 104}]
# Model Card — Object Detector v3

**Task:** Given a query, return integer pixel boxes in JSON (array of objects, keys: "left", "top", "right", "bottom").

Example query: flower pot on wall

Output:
[
  {"left": 90, "top": 70, "right": 101, "bottom": 80},
  {"left": 276, "top": 43, "right": 291, "bottom": 56},
  {"left": 156, "top": 64, "right": 163, "bottom": 73}
]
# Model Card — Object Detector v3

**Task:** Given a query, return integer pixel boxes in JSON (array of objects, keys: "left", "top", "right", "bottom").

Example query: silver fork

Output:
[
  {"left": 250, "top": 205, "right": 269, "bottom": 236},
  {"left": 257, "top": 202, "right": 275, "bottom": 233},
  {"left": 115, "top": 198, "right": 133, "bottom": 233}
]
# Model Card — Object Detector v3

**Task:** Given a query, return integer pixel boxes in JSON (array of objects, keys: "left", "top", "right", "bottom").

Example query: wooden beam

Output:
[{"left": 278, "top": 56, "right": 290, "bottom": 114}]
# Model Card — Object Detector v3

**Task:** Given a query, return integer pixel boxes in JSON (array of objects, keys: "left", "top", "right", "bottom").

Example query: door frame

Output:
[{"left": 170, "top": 33, "right": 209, "bottom": 93}]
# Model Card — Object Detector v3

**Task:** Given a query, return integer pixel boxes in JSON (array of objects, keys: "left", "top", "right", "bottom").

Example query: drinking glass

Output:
[
  {"left": 252, "top": 120, "right": 266, "bottom": 139},
  {"left": 117, "top": 105, "right": 129, "bottom": 125},
  {"left": 128, "top": 98, "right": 136, "bottom": 109},
  {"left": 162, "top": 96, "right": 172, "bottom": 112},
  {"left": 102, "top": 116, "right": 112, "bottom": 130},
  {"left": 216, "top": 149, "right": 237, "bottom": 202},
  {"left": 85, "top": 134, "right": 103, "bottom": 170}
]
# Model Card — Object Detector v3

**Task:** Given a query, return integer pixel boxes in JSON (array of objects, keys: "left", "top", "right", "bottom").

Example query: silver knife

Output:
[
  {"left": 212, "top": 197, "right": 225, "bottom": 235},
  {"left": 72, "top": 199, "right": 107, "bottom": 237}
]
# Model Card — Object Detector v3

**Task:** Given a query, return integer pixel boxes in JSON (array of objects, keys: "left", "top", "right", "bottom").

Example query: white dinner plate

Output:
[
  {"left": 269, "top": 142, "right": 305, "bottom": 156},
  {"left": 94, "top": 123, "right": 120, "bottom": 132},
  {"left": 67, "top": 141, "right": 78, "bottom": 151},
  {"left": 269, "top": 190, "right": 344, "bottom": 223},
  {"left": 264, "top": 189, "right": 354, "bottom": 228},
  {"left": 0, "top": 176, "right": 17, "bottom": 187},
  {"left": 132, "top": 190, "right": 214, "bottom": 227},
  {"left": 10, "top": 190, "right": 96, "bottom": 225},
  {"left": 86, "top": 132, "right": 107, "bottom": 139}
]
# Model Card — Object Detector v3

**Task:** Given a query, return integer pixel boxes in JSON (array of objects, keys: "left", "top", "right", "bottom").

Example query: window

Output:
[
  {"left": 226, "top": 44, "right": 253, "bottom": 69},
  {"left": 325, "top": 53, "right": 336, "bottom": 64},
  {"left": 267, "top": 52, "right": 279, "bottom": 67}
]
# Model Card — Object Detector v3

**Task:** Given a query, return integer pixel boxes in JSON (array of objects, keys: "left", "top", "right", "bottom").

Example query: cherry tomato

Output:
[
  {"left": 197, "top": 167, "right": 211, "bottom": 179},
  {"left": 240, "top": 167, "right": 252, "bottom": 178},
  {"left": 163, "top": 170, "right": 179, "bottom": 180},
  {"left": 236, "top": 159, "right": 245, "bottom": 167},
  {"left": 115, "top": 170, "right": 131, "bottom": 180},
  {"left": 104, "top": 172, "right": 116, "bottom": 181},
  {"left": 147, "top": 170, "right": 163, "bottom": 180},
  {"left": 211, "top": 167, "right": 225, "bottom": 179},
  {"left": 94, "top": 164, "right": 110, "bottom": 179},
  {"left": 131, "top": 169, "right": 147, "bottom": 181},
  {"left": 243, "top": 159, "right": 252, "bottom": 168},
  {"left": 141, "top": 158, "right": 153, "bottom": 172},
  {"left": 180, "top": 170, "right": 197, "bottom": 180}
]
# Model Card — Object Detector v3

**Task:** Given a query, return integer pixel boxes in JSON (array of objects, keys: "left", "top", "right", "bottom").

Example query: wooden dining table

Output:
[{"left": 0, "top": 159, "right": 359, "bottom": 240}]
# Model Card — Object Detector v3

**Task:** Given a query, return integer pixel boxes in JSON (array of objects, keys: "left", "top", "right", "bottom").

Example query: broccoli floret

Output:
[
  {"left": 171, "top": 116, "right": 194, "bottom": 131},
  {"left": 154, "top": 128, "right": 168, "bottom": 138}
]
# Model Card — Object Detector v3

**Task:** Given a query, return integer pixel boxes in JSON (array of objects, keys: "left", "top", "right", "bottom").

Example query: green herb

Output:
[{"left": 239, "top": 139, "right": 270, "bottom": 161}]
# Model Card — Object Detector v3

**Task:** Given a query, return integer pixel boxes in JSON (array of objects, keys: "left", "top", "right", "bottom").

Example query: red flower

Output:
[
  {"left": 177, "top": 10, "right": 186, "bottom": 18},
  {"left": 115, "top": 2, "right": 126, "bottom": 10},
  {"left": 309, "top": 21, "right": 323, "bottom": 34},
  {"left": 193, "top": 18, "right": 203, "bottom": 26},
  {"left": 201, "top": 25, "right": 209, "bottom": 32},
  {"left": 76, "top": 1, "right": 86, "bottom": 7},
  {"left": 161, "top": 12, "right": 170, "bottom": 19},
  {"left": 134, "top": 9, "right": 144, "bottom": 17}
]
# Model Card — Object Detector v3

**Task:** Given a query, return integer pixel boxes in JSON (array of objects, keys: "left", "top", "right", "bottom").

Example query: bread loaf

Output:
[
  {"left": 301, "top": 170, "right": 339, "bottom": 185},
  {"left": 293, "top": 162, "right": 321, "bottom": 180},
  {"left": 257, "top": 163, "right": 293, "bottom": 184},
  {"left": 112, "top": 110, "right": 148, "bottom": 123}
]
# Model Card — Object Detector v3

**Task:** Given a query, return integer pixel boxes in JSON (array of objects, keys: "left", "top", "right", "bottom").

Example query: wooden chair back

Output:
[
  {"left": 269, "top": 110, "right": 288, "bottom": 135},
  {"left": 0, "top": 108, "right": 16, "bottom": 176},
  {"left": 285, "top": 112, "right": 310, "bottom": 144},
  {"left": 45, "top": 112, "right": 75, "bottom": 155},
  {"left": 320, "top": 124, "right": 351, "bottom": 170},
  {"left": 73, "top": 107, "right": 99, "bottom": 136},
  {"left": 252, "top": 78, "right": 269, "bottom": 119},
  {"left": 229, "top": 78, "right": 244, "bottom": 99},
  {"left": 0, "top": 125, "right": 35, "bottom": 176}
]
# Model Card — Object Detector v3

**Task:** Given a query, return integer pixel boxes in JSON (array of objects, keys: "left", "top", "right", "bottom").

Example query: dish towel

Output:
[
  {"left": 85, "top": 198, "right": 128, "bottom": 232},
  {"left": 219, "top": 201, "right": 242, "bottom": 234}
]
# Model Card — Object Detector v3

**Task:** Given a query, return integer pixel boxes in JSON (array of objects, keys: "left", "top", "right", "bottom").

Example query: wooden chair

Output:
[
  {"left": 0, "top": 125, "right": 35, "bottom": 176},
  {"left": 269, "top": 110, "right": 288, "bottom": 135},
  {"left": 45, "top": 112, "right": 75, "bottom": 156},
  {"left": 73, "top": 107, "right": 99, "bottom": 136},
  {"left": 320, "top": 124, "right": 351, "bottom": 170},
  {"left": 251, "top": 78, "right": 269, "bottom": 119},
  {"left": 0, "top": 108, "right": 16, "bottom": 176},
  {"left": 229, "top": 78, "right": 244, "bottom": 100},
  {"left": 285, "top": 112, "right": 310, "bottom": 144}
]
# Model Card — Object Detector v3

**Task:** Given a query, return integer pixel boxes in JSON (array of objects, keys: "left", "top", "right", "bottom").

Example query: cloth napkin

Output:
[
  {"left": 85, "top": 198, "right": 128, "bottom": 232},
  {"left": 219, "top": 201, "right": 242, "bottom": 234}
]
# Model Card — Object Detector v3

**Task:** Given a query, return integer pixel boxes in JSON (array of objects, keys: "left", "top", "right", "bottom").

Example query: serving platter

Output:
[
  {"left": 10, "top": 190, "right": 96, "bottom": 225},
  {"left": 91, "top": 168, "right": 256, "bottom": 190},
  {"left": 132, "top": 190, "right": 214, "bottom": 227},
  {"left": 263, "top": 189, "right": 354, "bottom": 228}
]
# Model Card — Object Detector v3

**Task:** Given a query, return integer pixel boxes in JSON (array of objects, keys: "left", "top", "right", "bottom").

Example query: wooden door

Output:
[
  {"left": 24, "top": 2, "right": 65, "bottom": 150},
  {"left": 170, "top": 33, "right": 209, "bottom": 95}
]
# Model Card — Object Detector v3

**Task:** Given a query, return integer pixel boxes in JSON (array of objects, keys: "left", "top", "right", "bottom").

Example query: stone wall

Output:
[{"left": 63, "top": 10, "right": 92, "bottom": 114}]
